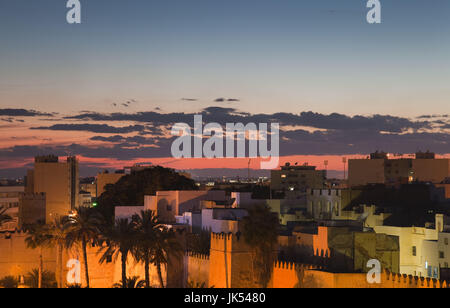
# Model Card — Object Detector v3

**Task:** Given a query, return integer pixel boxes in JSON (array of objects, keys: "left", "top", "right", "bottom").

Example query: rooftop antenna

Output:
[{"left": 248, "top": 159, "right": 251, "bottom": 181}]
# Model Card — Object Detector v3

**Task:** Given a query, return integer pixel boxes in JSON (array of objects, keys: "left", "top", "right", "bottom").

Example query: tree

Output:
[
  {"left": 46, "top": 216, "right": 70, "bottom": 288},
  {"left": 151, "top": 228, "right": 183, "bottom": 288},
  {"left": 131, "top": 210, "right": 162, "bottom": 288},
  {"left": 98, "top": 218, "right": 137, "bottom": 288},
  {"left": 0, "top": 206, "right": 11, "bottom": 225},
  {"left": 65, "top": 207, "right": 103, "bottom": 288},
  {"left": 241, "top": 204, "right": 279, "bottom": 288},
  {"left": 186, "top": 230, "right": 211, "bottom": 255},
  {"left": 24, "top": 223, "right": 52, "bottom": 288},
  {"left": 112, "top": 276, "right": 146, "bottom": 289},
  {"left": 25, "top": 269, "right": 57, "bottom": 288},
  {"left": 97, "top": 167, "right": 197, "bottom": 221},
  {"left": 0, "top": 276, "right": 19, "bottom": 288}
]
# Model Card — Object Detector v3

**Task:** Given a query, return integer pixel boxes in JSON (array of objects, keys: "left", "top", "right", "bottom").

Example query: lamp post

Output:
[{"left": 342, "top": 157, "right": 347, "bottom": 180}]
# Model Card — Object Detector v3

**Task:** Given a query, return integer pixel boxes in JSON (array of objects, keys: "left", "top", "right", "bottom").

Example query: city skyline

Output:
[{"left": 1, "top": 0, "right": 450, "bottom": 177}]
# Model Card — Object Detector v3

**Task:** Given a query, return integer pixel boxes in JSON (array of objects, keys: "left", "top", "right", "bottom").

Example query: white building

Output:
[
  {"left": 374, "top": 215, "right": 446, "bottom": 277},
  {"left": 201, "top": 208, "right": 248, "bottom": 233}
]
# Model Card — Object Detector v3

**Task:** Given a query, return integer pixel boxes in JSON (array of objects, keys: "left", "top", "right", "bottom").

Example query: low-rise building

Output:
[
  {"left": 373, "top": 215, "right": 444, "bottom": 277},
  {"left": 271, "top": 163, "right": 326, "bottom": 196}
]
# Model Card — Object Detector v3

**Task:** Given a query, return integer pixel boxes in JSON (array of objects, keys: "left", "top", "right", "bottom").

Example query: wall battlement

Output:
[
  {"left": 186, "top": 252, "right": 210, "bottom": 260},
  {"left": 384, "top": 270, "right": 448, "bottom": 288},
  {"left": 271, "top": 260, "right": 450, "bottom": 288}
]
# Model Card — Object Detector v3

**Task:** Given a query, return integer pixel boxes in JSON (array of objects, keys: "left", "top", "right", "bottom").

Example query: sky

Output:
[{"left": 0, "top": 0, "right": 449, "bottom": 177}]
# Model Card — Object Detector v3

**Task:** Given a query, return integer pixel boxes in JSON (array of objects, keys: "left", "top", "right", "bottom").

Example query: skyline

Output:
[{"left": 1, "top": 0, "right": 449, "bottom": 177}]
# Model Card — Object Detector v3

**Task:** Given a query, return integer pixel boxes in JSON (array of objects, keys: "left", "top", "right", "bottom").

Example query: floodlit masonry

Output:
[{"left": 348, "top": 151, "right": 450, "bottom": 187}]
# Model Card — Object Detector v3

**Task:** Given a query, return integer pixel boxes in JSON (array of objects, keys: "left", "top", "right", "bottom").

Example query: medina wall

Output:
[
  {"left": 0, "top": 232, "right": 57, "bottom": 279},
  {"left": 184, "top": 253, "right": 210, "bottom": 287},
  {"left": 269, "top": 260, "right": 449, "bottom": 288}
]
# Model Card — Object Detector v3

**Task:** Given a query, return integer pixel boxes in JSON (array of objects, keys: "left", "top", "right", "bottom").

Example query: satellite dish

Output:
[{"left": 357, "top": 212, "right": 370, "bottom": 225}]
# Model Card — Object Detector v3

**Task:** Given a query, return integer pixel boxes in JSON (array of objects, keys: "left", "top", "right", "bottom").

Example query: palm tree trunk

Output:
[
  {"left": 144, "top": 257, "right": 150, "bottom": 288},
  {"left": 157, "top": 262, "right": 164, "bottom": 288},
  {"left": 121, "top": 250, "right": 127, "bottom": 289},
  {"left": 58, "top": 244, "right": 63, "bottom": 288},
  {"left": 82, "top": 237, "right": 90, "bottom": 288},
  {"left": 38, "top": 248, "right": 43, "bottom": 289}
]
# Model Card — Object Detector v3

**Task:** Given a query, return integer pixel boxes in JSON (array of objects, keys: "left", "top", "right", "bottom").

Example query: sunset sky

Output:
[{"left": 0, "top": 0, "right": 449, "bottom": 177}]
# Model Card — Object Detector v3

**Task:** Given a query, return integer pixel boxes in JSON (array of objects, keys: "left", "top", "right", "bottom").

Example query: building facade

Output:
[
  {"left": 349, "top": 152, "right": 450, "bottom": 187},
  {"left": 27, "top": 155, "right": 79, "bottom": 223}
]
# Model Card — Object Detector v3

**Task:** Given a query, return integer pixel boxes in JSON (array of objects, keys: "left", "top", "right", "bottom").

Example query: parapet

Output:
[{"left": 186, "top": 252, "right": 210, "bottom": 260}]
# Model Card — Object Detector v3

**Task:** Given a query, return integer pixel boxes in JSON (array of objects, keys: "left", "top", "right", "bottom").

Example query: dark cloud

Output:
[
  {"left": 214, "top": 98, "right": 240, "bottom": 103},
  {"left": 62, "top": 107, "right": 430, "bottom": 134},
  {"left": 417, "top": 114, "right": 449, "bottom": 119},
  {"left": 0, "top": 109, "right": 55, "bottom": 117},
  {"left": 90, "top": 135, "right": 155, "bottom": 145},
  {"left": 30, "top": 124, "right": 149, "bottom": 134},
  {"left": 0, "top": 107, "right": 448, "bottom": 178}
]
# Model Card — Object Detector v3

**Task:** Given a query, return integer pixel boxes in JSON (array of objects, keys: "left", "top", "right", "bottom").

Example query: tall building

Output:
[
  {"left": 271, "top": 163, "right": 326, "bottom": 195},
  {"left": 348, "top": 151, "right": 450, "bottom": 187},
  {"left": 96, "top": 171, "right": 125, "bottom": 197},
  {"left": 27, "top": 155, "right": 79, "bottom": 223}
]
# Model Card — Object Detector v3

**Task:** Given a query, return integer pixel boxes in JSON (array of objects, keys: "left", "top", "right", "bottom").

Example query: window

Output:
[
  {"left": 439, "top": 251, "right": 445, "bottom": 259},
  {"left": 167, "top": 205, "right": 172, "bottom": 211},
  {"left": 445, "top": 238, "right": 449, "bottom": 245},
  {"left": 412, "top": 246, "right": 417, "bottom": 256}
]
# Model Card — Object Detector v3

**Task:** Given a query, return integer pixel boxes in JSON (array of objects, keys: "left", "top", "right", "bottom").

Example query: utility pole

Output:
[{"left": 342, "top": 157, "right": 347, "bottom": 180}]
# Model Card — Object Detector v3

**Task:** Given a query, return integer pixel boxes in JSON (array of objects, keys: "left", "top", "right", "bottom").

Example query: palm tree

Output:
[
  {"left": 112, "top": 276, "right": 146, "bottom": 289},
  {"left": 24, "top": 223, "right": 52, "bottom": 288},
  {"left": 25, "top": 269, "right": 57, "bottom": 288},
  {"left": 131, "top": 210, "right": 162, "bottom": 288},
  {"left": 65, "top": 207, "right": 103, "bottom": 288},
  {"left": 0, "top": 206, "right": 12, "bottom": 225},
  {"left": 151, "top": 228, "right": 182, "bottom": 288},
  {"left": 98, "top": 218, "right": 137, "bottom": 288},
  {"left": 46, "top": 216, "right": 70, "bottom": 288}
]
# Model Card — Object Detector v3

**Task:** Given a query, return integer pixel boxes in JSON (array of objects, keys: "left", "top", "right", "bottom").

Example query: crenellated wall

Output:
[
  {"left": 184, "top": 252, "right": 210, "bottom": 287},
  {"left": 270, "top": 260, "right": 449, "bottom": 288}
]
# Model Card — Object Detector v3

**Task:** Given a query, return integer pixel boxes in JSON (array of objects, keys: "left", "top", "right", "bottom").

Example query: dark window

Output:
[
  {"left": 440, "top": 251, "right": 445, "bottom": 259},
  {"left": 412, "top": 246, "right": 417, "bottom": 256}
]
